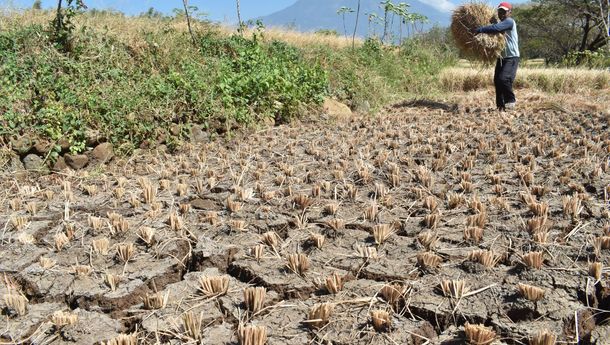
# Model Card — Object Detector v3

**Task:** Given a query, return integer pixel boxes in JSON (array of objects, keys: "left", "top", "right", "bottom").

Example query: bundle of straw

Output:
[{"left": 451, "top": 3, "right": 506, "bottom": 62}]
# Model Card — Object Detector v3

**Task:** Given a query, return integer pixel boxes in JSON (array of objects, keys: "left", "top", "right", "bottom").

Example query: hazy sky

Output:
[{"left": 4, "top": 0, "right": 526, "bottom": 22}]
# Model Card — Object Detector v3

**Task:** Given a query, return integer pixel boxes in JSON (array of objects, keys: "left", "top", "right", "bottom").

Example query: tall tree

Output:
[
  {"left": 352, "top": 0, "right": 361, "bottom": 48},
  {"left": 182, "top": 0, "right": 196, "bottom": 45},
  {"left": 514, "top": 0, "right": 608, "bottom": 62},
  {"left": 337, "top": 6, "right": 355, "bottom": 39},
  {"left": 236, "top": 0, "right": 244, "bottom": 34}
]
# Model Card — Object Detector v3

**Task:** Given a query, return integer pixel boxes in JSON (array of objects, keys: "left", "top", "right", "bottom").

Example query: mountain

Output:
[{"left": 256, "top": 0, "right": 454, "bottom": 37}]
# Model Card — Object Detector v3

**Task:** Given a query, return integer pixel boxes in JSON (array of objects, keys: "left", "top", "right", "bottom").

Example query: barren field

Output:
[{"left": 1, "top": 91, "right": 609, "bottom": 345}]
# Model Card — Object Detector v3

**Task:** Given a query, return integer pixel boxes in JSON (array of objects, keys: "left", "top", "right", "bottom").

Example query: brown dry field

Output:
[{"left": 1, "top": 90, "right": 609, "bottom": 345}]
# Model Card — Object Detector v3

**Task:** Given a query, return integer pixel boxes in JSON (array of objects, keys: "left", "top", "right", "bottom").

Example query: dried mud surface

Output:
[{"left": 1, "top": 91, "right": 609, "bottom": 344}]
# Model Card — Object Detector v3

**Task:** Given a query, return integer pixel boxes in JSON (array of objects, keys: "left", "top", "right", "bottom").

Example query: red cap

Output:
[{"left": 498, "top": 2, "right": 512, "bottom": 10}]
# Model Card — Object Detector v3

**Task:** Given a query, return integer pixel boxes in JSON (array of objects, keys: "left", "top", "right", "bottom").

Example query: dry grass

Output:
[
  {"left": 440, "top": 279, "right": 470, "bottom": 299},
  {"left": 238, "top": 325, "right": 267, "bottom": 345},
  {"left": 370, "top": 310, "right": 391, "bottom": 332},
  {"left": 325, "top": 272, "right": 344, "bottom": 294},
  {"left": 450, "top": 4, "right": 505, "bottom": 62},
  {"left": 522, "top": 251, "right": 544, "bottom": 269},
  {"left": 417, "top": 252, "right": 443, "bottom": 270},
  {"left": 307, "top": 303, "right": 334, "bottom": 329},
  {"left": 182, "top": 311, "right": 202, "bottom": 340},
  {"left": 3, "top": 292, "right": 28, "bottom": 316},
  {"left": 243, "top": 287, "right": 266, "bottom": 313},
  {"left": 51, "top": 310, "right": 78, "bottom": 327},
  {"left": 440, "top": 67, "right": 610, "bottom": 93},
  {"left": 529, "top": 330, "right": 557, "bottom": 345},
  {"left": 0, "top": 9, "right": 361, "bottom": 51},
  {"left": 517, "top": 283, "right": 545, "bottom": 302},
  {"left": 198, "top": 275, "right": 230, "bottom": 297},
  {"left": 464, "top": 322, "right": 496, "bottom": 345},
  {"left": 102, "top": 334, "right": 138, "bottom": 345}
]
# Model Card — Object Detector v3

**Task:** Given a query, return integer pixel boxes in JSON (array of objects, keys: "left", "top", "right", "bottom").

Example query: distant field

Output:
[{"left": 440, "top": 66, "right": 610, "bottom": 93}]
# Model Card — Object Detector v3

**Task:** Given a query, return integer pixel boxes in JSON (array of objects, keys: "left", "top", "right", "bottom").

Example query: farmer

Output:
[{"left": 475, "top": 2, "right": 520, "bottom": 111}]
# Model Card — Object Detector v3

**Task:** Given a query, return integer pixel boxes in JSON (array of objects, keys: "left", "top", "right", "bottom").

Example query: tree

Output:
[
  {"left": 236, "top": 0, "right": 244, "bottom": 34},
  {"left": 32, "top": 0, "right": 42, "bottom": 10},
  {"left": 352, "top": 0, "right": 362, "bottom": 48},
  {"left": 514, "top": 0, "right": 608, "bottom": 62},
  {"left": 182, "top": 0, "right": 196, "bottom": 45},
  {"left": 380, "top": 0, "right": 395, "bottom": 43},
  {"left": 52, "top": 0, "right": 87, "bottom": 51},
  {"left": 141, "top": 7, "right": 164, "bottom": 18},
  {"left": 337, "top": 6, "right": 355, "bottom": 39}
]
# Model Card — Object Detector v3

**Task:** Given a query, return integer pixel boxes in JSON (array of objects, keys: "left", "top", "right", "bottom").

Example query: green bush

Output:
[
  {"left": 0, "top": 21, "right": 328, "bottom": 154},
  {"left": 214, "top": 35, "right": 328, "bottom": 124},
  {"left": 0, "top": 13, "right": 455, "bottom": 155}
]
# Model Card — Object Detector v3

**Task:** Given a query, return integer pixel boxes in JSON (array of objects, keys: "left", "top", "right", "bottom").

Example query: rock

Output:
[
  {"left": 33, "top": 140, "right": 53, "bottom": 155},
  {"left": 85, "top": 129, "right": 103, "bottom": 146},
  {"left": 191, "top": 125, "right": 208, "bottom": 143},
  {"left": 170, "top": 123, "right": 180, "bottom": 136},
  {"left": 91, "top": 142, "right": 114, "bottom": 163},
  {"left": 10, "top": 135, "right": 35, "bottom": 154},
  {"left": 323, "top": 98, "right": 352, "bottom": 119},
  {"left": 55, "top": 308, "right": 121, "bottom": 344},
  {"left": 191, "top": 198, "right": 218, "bottom": 210},
  {"left": 58, "top": 138, "right": 71, "bottom": 151},
  {"left": 191, "top": 237, "right": 238, "bottom": 272},
  {"left": 65, "top": 154, "right": 89, "bottom": 170},
  {"left": 22, "top": 154, "right": 46, "bottom": 172},
  {"left": 53, "top": 156, "right": 68, "bottom": 171},
  {"left": 1, "top": 152, "right": 24, "bottom": 172}
]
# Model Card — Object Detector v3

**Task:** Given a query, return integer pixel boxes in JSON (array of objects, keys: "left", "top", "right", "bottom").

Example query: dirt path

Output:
[{"left": 1, "top": 91, "right": 609, "bottom": 344}]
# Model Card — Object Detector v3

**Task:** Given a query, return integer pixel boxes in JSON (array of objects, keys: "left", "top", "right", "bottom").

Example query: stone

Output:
[
  {"left": 53, "top": 156, "right": 68, "bottom": 171},
  {"left": 85, "top": 129, "right": 103, "bottom": 146},
  {"left": 191, "top": 125, "right": 208, "bottom": 143},
  {"left": 10, "top": 135, "right": 35, "bottom": 154},
  {"left": 22, "top": 154, "right": 46, "bottom": 172},
  {"left": 58, "top": 138, "right": 71, "bottom": 151},
  {"left": 2, "top": 152, "right": 24, "bottom": 172},
  {"left": 91, "top": 142, "right": 114, "bottom": 163},
  {"left": 191, "top": 237, "right": 239, "bottom": 272},
  {"left": 33, "top": 140, "right": 53, "bottom": 155},
  {"left": 323, "top": 98, "right": 352, "bottom": 119},
  {"left": 191, "top": 198, "right": 218, "bottom": 210},
  {"left": 170, "top": 123, "right": 180, "bottom": 136},
  {"left": 65, "top": 154, "right": 89, "bottom": 170}
]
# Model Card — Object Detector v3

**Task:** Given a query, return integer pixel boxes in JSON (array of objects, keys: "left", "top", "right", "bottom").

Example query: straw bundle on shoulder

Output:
[{"left": 451, "top": 3, "right": 506, "bottom": 62}]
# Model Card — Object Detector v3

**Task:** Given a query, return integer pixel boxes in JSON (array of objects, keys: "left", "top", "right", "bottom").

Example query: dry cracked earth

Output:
[{"left": 1, "top": 91, "right": 609, "bottom": 345}]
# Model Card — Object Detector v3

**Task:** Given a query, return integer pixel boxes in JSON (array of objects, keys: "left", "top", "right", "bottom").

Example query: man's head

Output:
[{"left": 497, "top": 2, "right": 512, "bottom": 20}]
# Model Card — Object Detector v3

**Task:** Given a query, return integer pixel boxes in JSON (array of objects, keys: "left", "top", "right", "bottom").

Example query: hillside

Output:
[{"left": 258, "top": 0, "right": 452, "bottom": 37}]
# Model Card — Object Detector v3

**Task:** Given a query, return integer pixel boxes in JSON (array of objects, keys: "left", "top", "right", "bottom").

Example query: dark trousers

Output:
[{"left": 494, "top": 57, "right": 519, "bottom": 110}]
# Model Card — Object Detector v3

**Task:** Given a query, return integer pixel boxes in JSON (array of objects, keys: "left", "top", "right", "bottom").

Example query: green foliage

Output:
[
  {"left": 561, "top": 50, "right": 610, "bottom": 68},
  {"left": 50, "top": 0, "right": 87, "bottom": 52},
  {"left": 0, "top": 18, "right": 330, "bottom": 154},
  {"left": 32, "top": 0, "right": 42, "bottom": 10},
  {"left": 214, "top": 34, "right": 328, "bottom": 124},
  {"left": 0, "top": 10, "right": 455, "bottom": 155},
  {"left": 513, "top": 0, "right": 608, "bottom": 64},
  {"left": 317, "top": 36, "right": 456, "bottom": 111}
]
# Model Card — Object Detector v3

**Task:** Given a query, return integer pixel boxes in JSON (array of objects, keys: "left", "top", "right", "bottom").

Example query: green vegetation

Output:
[
  {"left": 513, "top": 0, "right": 609, "bottom": 65},
  {"left": 0, "top": 10, "right": 455, "bottom": 155}
]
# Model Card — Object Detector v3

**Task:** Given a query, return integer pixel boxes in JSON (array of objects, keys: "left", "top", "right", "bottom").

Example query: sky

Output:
[{"left": 3, "top": 0, "right": 527, "bottom": 22}]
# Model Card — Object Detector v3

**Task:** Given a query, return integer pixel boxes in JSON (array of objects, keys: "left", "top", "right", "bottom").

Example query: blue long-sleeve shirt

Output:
[{"left": 477, "top": 17, "right": 520, "bottom": 58}]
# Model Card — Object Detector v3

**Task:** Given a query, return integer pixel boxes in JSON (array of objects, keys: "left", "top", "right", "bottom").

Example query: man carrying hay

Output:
[{"left": 475, "top": 2, "right": 520, "bottom": 111}]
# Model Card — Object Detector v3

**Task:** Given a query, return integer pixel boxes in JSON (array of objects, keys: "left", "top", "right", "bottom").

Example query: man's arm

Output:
[{"left": 476, "top": 18, "right": 514, "bottom": 33}]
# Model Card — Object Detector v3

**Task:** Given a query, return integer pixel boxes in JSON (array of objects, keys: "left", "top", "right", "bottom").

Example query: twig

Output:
[{"left": 462, "top": 283, "right": 497, "bottom": 298}]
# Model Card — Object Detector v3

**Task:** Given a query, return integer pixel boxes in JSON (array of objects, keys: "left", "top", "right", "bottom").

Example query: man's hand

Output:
[{"left": 470, "top": 27, "right": 480, "bottom": 35}]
